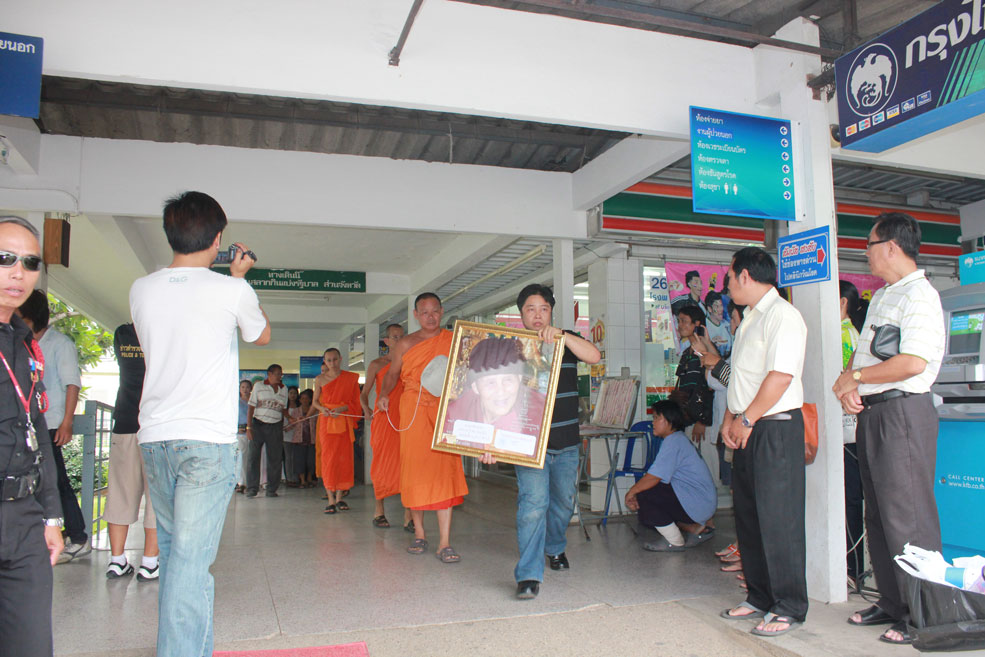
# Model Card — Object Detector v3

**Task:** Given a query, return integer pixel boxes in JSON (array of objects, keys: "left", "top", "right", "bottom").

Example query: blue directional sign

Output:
[
  {"left": 960, "top": 251, "right": 985, "bottom": 286},
  {"left": 299, "top": 356, "right": 323, "bottom": 378},
  {"left": 0, "top": 32, "right": 44, "bottom": 119},
  {"left": 690, "top": 106, "right": 796, "bottom": 222},
  {"left": 835, "top": 0, "right": 985, "bottom": 153},
  {"left": 778, "top": 226, "right": 831, "bottom": 288}
]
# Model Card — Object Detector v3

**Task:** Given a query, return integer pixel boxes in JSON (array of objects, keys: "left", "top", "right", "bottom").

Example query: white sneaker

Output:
[
  {"left": 137, "top": 564, "right": 160, "bottom": 582},
  {"left": 106, "top": 560, "right": 134, "bottom": 578},
  {"left": 57, "top": 538, "right": 92, "bottom": 564}
]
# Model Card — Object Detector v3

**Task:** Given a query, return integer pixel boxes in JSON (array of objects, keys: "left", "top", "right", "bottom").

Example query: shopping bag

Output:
[{"left": 906, "top": 574, "right": 985, "bottom": 652}]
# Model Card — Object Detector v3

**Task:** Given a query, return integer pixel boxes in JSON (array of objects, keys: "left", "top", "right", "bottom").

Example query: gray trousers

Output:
[
  {"left": 857, "top": 392, "right": 941, "bottom": 621},
  {"left": 247, "top": 419, "right": 284, "bottom": 495}
]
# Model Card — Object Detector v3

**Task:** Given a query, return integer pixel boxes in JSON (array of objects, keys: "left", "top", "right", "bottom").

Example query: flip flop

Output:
[
  {"left": 721, "top": 562, "right": 743, "bottom": 572},
  {"left": 720, "top": 552, "right": 742, "bottom": 563},
  {"left": 436, "top": 546, "right": 461, "bottom": 563},
  {"left": 324, "top": 505, "right": 337, "bottom": 514},
  {"left": 751, "top": 613, "right": 801, "bottom": 637},
  {"left": 406, "top": 538, "right": 428, "bottom": 555},
  {"left": 336, "top": 500, "right": 350, "bottom": 511},
  {"left": 715, "top": 543, "right": 739, "bottom": 558},
  {"left": 720, "top": 602, "right": 766, "bottom": 620},
  {"left": 373, "top": 515, "right": 390, "bottom": 528}
]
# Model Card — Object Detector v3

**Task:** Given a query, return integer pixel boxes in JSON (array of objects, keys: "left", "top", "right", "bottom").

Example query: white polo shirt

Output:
[
  {"left": 727, "top": 286, "right": 807, "bottom": 417},
  {"left": 855, "top": 269, "right": 944, "bottom": 395},
  {"left": 249, "top": 381, "right": 288, "bottom": 424}
]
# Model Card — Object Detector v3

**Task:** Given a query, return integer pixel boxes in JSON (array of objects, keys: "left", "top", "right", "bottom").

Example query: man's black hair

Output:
[
  {"left": 731, "top": 247, "right": 777, "bottom": 286},
  {"left": 162, "top": 191, "right": 228, "bottom": 255},
  {"left": 651, "top": 399, "right": 686, "bottom": 432},
  {"left": 516, "top": 283, "right": 556, "bottom": 311},
  {"left": 19, "top": 289, "right": 50, "bottom": 331},
  {"left": 414, "top": 292, "right": 441, "bottom": 309},
  {"left": 266, "top": 363, "right": 282, "bottom": 374},
  {"left": 685, "top": 270, "right": 701, "bottom": 285},
  {"left": 676, "top": 305, "right": 706, "bottom": 326},
  {"left": 873, "top": 212, "right": 921, "bottom": 261}
]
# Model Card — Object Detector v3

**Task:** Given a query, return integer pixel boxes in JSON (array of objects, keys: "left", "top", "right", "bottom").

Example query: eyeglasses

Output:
[
  {"left": 0, "top": 251, "right": 43, "bottom": 271},
  {"left": 866, "top": 239, "right": 890, "bottom": 250}
]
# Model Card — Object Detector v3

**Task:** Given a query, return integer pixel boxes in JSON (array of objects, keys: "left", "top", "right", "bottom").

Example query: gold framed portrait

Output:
[{"left": 432, "top": 320, "right": 566, "bottom": 468}]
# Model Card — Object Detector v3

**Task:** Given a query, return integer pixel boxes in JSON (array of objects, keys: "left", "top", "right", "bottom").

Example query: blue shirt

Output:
[
  {"left": 238, "top": 398, "right": 249, "bottom": 427},
  {"left": 646, "top": 430, "right": 716, "bottom": 524},
  {"left": 39, "top": 328, "right": 82, "bottom": 429}
]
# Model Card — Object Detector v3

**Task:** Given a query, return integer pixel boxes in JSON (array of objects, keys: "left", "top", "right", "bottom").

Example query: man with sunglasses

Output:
[
  {"left": 18, "top": 290, "right": 88, "bottom": 562},
  {"left": 0, "top": 215, "right": 65, "bottom": 657}
]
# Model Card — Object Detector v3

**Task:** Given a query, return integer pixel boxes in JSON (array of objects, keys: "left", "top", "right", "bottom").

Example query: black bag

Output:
[
  {"left": 906, "top": 573, "right": 985, "bottom": 652},
  {"left": 870, "top": 324, "right": 901, "bottom": 361}
]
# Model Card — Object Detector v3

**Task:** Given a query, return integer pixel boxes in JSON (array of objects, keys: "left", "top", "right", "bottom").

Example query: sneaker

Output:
[
  {"left": 548, "top": 553, "right": 570, "bottom": 571},
  {"left": 106, "top": 560, "right": 134, "bottom": 578},
  {"left": 245, "top": 491, "right": 258, "bottom": 498},
  {"left": 137, "top": 564, "right": 160, "bottom": 582},
  {"left": 57, "top": 538, "right": 92, "bottom": 564},
  {"left": 265, "top": 491, "right": 279, "bottom": 498},
  {"left": 516, "top": 580, "right": 540, "bottom": 600}
]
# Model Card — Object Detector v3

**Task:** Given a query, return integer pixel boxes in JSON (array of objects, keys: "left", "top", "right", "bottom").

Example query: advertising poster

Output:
[
  {"left": 840, "top": 273, "right": 885, "bottom": 301},
  {"left": 665, "top": 262, "right": 732, "bottom": 356}
]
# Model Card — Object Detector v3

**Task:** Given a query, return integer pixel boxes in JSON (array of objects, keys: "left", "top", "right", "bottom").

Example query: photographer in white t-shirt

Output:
[{"left": 129, "top": 191, "right": 270, "bottom": 657}]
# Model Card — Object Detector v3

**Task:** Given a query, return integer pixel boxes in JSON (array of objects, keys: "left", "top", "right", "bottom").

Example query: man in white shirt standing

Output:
[
  {"left": 245, "top": 364, "right": 288, "bottom": 498},
  {"left": 834, "top": 212, "right": 945, "bottom": 646},
  {"left": 130, "top": 191, "right": 270, "bottom": 657},
  {"left": 720, "top": 247, "right": 808, "bottom": 638}
]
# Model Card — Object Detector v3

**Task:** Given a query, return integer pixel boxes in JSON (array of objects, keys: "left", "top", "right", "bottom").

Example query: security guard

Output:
[{"left": 0, "top": 215, "right": 64, "bottom": 657}]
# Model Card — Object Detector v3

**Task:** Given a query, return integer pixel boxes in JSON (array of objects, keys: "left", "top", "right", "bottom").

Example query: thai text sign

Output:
[
  {"left": 778, "top": 226, "right": 831, "bottom": 287},
  {"left": 0, "top": 32, "right": 44, "bottom": 118},
  {"left": 215, "top": 267, "right": 366, "bottom": 292},
  {"left": 835, "top": 0, "right": 985, "bottom": 152},
  {"left": 690, "top": 106, "right": 796, "bottom": 222}
]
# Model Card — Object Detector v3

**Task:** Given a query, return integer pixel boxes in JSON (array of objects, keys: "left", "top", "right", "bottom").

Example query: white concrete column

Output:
[
  {"left": 338, "top": 342, "right": 350, "bottom": 372},
  {"left": 587, "top": 253, "right": 644, "bottom": 511},
  {"left": 552, "top": 239, "right": 575, "bottom": 329},
  {"left": 363, "top": 323, "right": 380, "bottom": 484},
  {"left": 407, "top": 295, "right": 420, "bottom": 332},
  {"left": 755, "top": 18, "right": 846, "bottom": 604}
]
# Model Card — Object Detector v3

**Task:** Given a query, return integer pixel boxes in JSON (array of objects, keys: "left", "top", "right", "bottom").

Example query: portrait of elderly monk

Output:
[{"left": 444, "top": 337, "right": 546, "bottom": 445}]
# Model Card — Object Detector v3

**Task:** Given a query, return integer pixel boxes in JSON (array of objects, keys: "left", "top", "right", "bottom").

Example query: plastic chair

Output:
[{"left": 602, "top": 420, "right": 662, "bottom": 523}]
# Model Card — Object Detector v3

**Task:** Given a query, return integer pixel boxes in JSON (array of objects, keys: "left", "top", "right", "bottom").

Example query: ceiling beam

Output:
[{"left": 572, "top": 135, "right": 689, "bottom": 211}]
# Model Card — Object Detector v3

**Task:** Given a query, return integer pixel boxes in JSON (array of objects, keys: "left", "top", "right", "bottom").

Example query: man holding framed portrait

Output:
[{"left": 478, "top": 284, "right": 600, "bottom": 600}]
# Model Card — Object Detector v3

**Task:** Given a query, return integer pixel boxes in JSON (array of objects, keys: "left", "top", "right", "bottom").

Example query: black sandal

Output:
[
  {"left": 336, "top": 500, "right": 350, "bottom": 511},
  {"left": 404, "top": 519, "right": 415, "bottom": 533},
  {"left": 373, "top": 515, "right": 390, "bottom": 528},
  {"left": 878, "top": 621, "right": 912, "bottom": 645},
  {"left": 324, "top": 505, "right": 337, "bottom": 514}
]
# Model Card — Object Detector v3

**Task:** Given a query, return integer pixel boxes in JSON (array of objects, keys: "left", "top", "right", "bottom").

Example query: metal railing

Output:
[{"left": 75, "top": 399, "right": 114, "bottom": 548}]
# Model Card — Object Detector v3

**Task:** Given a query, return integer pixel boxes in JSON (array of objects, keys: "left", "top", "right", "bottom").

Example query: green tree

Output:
[{"left": 46, "top": 293, "right": 114, "bottom": 369}]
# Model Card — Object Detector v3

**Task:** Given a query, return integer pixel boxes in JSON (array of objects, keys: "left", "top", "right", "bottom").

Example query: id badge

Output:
[{"left": 26, "top": 421, "right": 38, "bottom": 452}]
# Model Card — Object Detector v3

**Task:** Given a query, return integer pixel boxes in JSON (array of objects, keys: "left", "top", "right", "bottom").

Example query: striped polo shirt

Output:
[
  {"left": 855, "top": 269, "right": 945, "bottom": 395},
  {"left": 547, "top": 330, "right": 582, "bottom": 450}
]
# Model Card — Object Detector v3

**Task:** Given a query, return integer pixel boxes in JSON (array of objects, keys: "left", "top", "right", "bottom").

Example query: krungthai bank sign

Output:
[{"left": 835, "top": 0, "right": 985, "bottom": 152}]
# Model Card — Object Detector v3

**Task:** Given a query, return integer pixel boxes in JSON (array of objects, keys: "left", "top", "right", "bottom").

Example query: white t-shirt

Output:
[{"left": 130, "top": 267, "right": 266, "bottom": 444}]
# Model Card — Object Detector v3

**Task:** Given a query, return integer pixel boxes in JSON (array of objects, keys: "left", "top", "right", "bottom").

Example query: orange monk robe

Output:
[
  {"left": 317, "top": 370, "right": 361, "bottom": 491},
  {"left": 399, "top": 330, "right": 468, "bottom": 510},
  {"left": 370, "top": 363, "right": 403, "bottom": 500}
]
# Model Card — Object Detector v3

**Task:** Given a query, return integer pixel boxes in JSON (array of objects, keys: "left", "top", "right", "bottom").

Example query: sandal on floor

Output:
[
  {"left": 685, "top": 526, "right": 715, "bottom": 547},
  {"left": 404, "top": 520, "right": 415, "bottom": 533},
  {"left": 721, "top": 562, "right": 743, "bottom": 572},
  {"left": 721, "top": 551, "right": 742, "bottom": 563},
  {"left": 716, "top": 543, "right": 739, "bottom": 558},
  {"left": 406, "top": 538, "right": 428, "bottom": 554},
  {"left": 336, "top": 500, "right": 350, "bottom": 511},
  {"left": 324, "top": 504, "right": 337, "bottom": 514},
  {"left": 878, "top": 621, "right": 912, "bottom": 645},
  {"left": 373, "top": 515, "right": 390, "bottom": 528},
  {"left": 720, "top": 602, "right": 766, "bottom": 620},
  {"left": 436, "top": 547, "right": 461, "bottom": 563},
  {"left": 751, "top": 613, "right": 801, "bottom": 637}
]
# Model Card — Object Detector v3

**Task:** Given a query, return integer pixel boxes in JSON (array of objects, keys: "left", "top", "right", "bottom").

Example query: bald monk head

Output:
[
  {"left": 414, "top": 293, "right": 443, "bottom": 334},
  {"left": 383, "top": 323, "right": 405, "bottom": 353},
  {"left": 323, "top": 348, "right": 342, "bottom": 376}
]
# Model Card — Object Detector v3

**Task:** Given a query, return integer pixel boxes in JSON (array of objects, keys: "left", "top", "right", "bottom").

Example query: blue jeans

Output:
[
  {"left": 140, "top": 440, "right": 237, "bottom": 657},
  {"left": 514, "top": 445, "right": 580, "bottom": 583}
]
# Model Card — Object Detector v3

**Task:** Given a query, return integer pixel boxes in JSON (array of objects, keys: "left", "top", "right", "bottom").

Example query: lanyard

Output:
[{"left": 0, "top": 347, "right": 38, "bottom": 451}]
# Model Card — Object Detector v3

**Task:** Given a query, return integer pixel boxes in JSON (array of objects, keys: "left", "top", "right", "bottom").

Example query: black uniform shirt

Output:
[
  {"left": 111, "top": 323, "right": 144, "bottom": 434},
  {"left": 0, "top": 316, "right": 59, "bottom": 517}
]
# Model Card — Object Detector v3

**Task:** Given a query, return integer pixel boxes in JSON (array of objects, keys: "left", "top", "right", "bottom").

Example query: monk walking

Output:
[
  {"left": 360, "top": 323, "right": 412, "bottom": 530},
  {"left": 313, "top": 348, "right": 361, "bottom": 514},
  {"left": 380, "top": 293, "right": 468, "bottom": 563}
]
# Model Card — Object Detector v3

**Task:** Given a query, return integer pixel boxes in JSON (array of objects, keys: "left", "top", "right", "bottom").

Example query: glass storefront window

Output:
[{"left": 642, "top": 266, "right": 678, "bottom": 410}]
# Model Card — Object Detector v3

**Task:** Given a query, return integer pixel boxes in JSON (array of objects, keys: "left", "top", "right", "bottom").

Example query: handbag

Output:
[{"left": 870, "top": 324, "right": 901, "bottom": 361}]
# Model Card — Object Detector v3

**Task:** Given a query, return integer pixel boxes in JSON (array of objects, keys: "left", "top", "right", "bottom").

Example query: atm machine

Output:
[{"left": 933, "top": 281, "right": 985, "bottom": 559}]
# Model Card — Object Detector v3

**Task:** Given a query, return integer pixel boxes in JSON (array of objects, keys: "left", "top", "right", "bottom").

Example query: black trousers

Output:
[
  {"left": 50, "top": 431, "right": 88, "bottom": 544},
  {"left": 0, "top": 496, "right": 54, "bottom": 657},
  {"left": 857, "top": 393, "right": 941, "bottom": 621},
  {"left": 844, "top": 443, "right": 865, "bottom": 580},
  {"left": 637, "top": 482, "right": 694, "bottom": 528},
  {"left": 732, "top": 409, "right": 808, "bottom": 621},
  {"left": 246, "top": 419, "right": 284, "bottom": 495}
]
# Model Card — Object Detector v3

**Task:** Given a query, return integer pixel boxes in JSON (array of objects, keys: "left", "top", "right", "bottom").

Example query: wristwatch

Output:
[
  {"left": 739, "top": 412, "right": 755, "bottom": 428},
  {"left": 852, "top": 368, "right": 863, "bottom": 383},
  {"left": 44, "top": 517, "right": 64, "bottom": 528}
]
